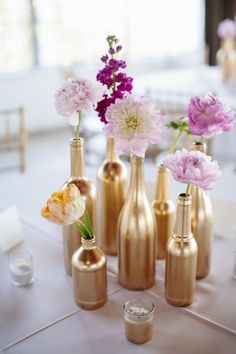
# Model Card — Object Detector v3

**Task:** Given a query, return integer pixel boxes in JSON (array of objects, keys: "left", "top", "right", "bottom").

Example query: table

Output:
[{"left": 1, "top": 189, "right": 236, "bottom": 354}]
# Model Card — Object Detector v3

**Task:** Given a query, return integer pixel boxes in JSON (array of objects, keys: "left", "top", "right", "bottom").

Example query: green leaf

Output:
[
  {"left": 84, "top": 209, "right": 93, "bottom": 237},
  {"left": 75, "top": 221, "right": 91, "bottom": 239}
]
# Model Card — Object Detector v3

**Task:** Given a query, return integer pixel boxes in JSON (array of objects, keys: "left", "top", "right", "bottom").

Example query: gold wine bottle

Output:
[
  {"left": 96, "top": 137, "right": 127, "bottom": 255},
  {"left": 118, "top": 154, "right": 156, "bottom": 290}
]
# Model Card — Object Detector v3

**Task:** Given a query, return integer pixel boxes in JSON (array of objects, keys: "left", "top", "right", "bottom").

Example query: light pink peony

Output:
[
  {"left": 103, "top": 95, "right": 166, "bottom": 156},
  {"left": 188, "top": 93, "right": 234, "bottom": 138},
  {"left": 164, "top": 148, "right": 221, "bottom": 192},
  {"left": 217, "top": 19, "right": 236, "bottom": 39},
  {"left": 55, "top": 78, "right": 104, "bottom": 125}
]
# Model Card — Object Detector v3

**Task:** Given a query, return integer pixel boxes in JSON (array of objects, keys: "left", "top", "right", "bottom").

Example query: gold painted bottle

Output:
[
  {"left": 191, "top": 142, "right": 213, "bottom": 279},
  {"left": 165, "top": 194, "right": 197, "bottom": 307},
  {"left": 72, "top": 237, "right": 107, "bottom": 310},
  {"left": 62, "top": 138, "right": 96, "bottom": 276},
  {"left": 152, "top": 165, "right": 175, "bottom": 259},
  {"left": 96, "top": 137, "right": 127, "bottom": 255},
  {"left": 216, "top": 38, "right": 236, "bottom": 82},
  {"left": 118, "top": 154, "right": 156, "bottom": 290}
]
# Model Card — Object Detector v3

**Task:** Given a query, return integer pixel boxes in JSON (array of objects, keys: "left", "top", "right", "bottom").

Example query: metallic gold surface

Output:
[
  {"left": 152, "top": 166, "right": 175, "bottom": 259},
  {"left": 118, "top": 155, "right": 156, "bottom": 290},
  {"left": 72, "top": 237, "right": 107, "bottom": 310},
  {"left": 62, "top": 138, "right": 96, "bottom": 275},
  {"left": 165, "top": 194, "right": 198, "bottom": 307},
  {"left": 216, "top": 38, "right": 236, "bottom": 82},
  {"left": 96, "top": 137, "right": 127, "bottom": 255},
  {"left": 191, "top": 142, "right": 213, "bottom": 279}
]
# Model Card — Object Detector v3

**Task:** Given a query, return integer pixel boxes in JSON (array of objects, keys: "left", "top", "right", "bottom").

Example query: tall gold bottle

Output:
[
  {"left": 62, "top": 138, "right": 96, "bottom": 275},
  {"left": 118, "top": 154, "right": 156, "bottom": 290},
  {"left": 216, "top": 38, "right": 236, "bottom": 82},
  {"left": 165, "top": 194, "right": 197, "bottom": 307},
  {"left": 72, "top": 237, "right": 107, "bottom": 310},
  {"left": 96, "top": 137, "right": 127, "bottom": 255},
  {"left": 152, "top": 165, "right": 175, "bottom": 259},
  {"left": 191, "top": 142, "right": 213, "bottom": 279}
]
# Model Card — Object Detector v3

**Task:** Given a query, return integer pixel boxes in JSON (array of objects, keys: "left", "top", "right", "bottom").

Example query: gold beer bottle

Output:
[
  {"left": 216, "top": 38, "right": 236, "bottom": 83},
  {"left": 152, "top": 165, "right": 175, "bottom": 259},
  {"left": 165, "top": 193, "right": 197, "bottom": 306},
  {"left": 191, "top": 142, "right": 213, "bottom": 279},
  {"left": 62, "top": 138, "right": 96, "bottom": 275},
  {"left": 72, "top": 237, "right": 107, "bottom": 310},
  {"left": 96, "top": 137, "right": 127, "bottom": 255},
  {"left": 118, "top": 154, "right": 156, "bottom": 290}
]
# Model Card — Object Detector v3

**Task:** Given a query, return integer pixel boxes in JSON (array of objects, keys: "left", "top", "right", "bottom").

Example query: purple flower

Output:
[
  {"left": 217, "top": 19, "right": 236, "bottom": 39},
  {"left": 187, "top": 93, "right": 234, "bottom": 138},
  {"left": 164, "top": 148, "right": 221, "bottom": 192},
  {"left": 55, "top": 77, "right": 104, "bottom": 125},
  {"left": 96, "top": 36, "right": 133, "bottom": 124},
  {"left": 103, "top": 96, "right": 166, "bottom": 156}
]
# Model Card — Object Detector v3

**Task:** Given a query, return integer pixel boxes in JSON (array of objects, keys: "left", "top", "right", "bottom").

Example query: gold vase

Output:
[
  {"left": 216, "top": 38, "right": 236, "bottom": 82},
  {"left": 152, "top": 165, "right": 175, "bottom": 259},
  {"left": 165, "top": 194, "right": 197, "bottom": 307},
  {"left": 72, "top": 237, "right": 107, "bottom": 310},
  {"left": 191, "top": 142, "right": 213, "bottom": 279},
  {"left": 118, "top": 154, "right": 156, "bottom": 290},
  {"left": 96, "top": 137, "right": 127, "bottom": 255},
  {"left": 62, "top": 138, "right": 96, "bottom": 276}
]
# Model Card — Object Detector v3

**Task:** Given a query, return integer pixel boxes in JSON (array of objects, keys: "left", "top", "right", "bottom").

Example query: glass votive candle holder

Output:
[
  {"left": 233, "top": 250, "right": 236, "bottom": 279},
  {"left": 8, "top": 249, "right": 34, "bottom": 286},
  {"left": 123, "top": 299, "right": 155, "bottom": 344}
]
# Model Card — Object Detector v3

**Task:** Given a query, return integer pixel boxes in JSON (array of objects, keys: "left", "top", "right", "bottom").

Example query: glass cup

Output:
[
  {"left": 233, "top": 250, "right": 236, "bottom": 279},
  {"left": 123, "top": 299, "right": 155, "bottom": 344},
  {"left": 8, "top": 249, "right": 34, "bottom": 286}
]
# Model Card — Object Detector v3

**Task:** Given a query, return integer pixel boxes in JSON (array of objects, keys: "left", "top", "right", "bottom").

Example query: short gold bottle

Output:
[
  {"left": 152, "top": 165, "right": 175, "bottom": 259},
  {"left": 96, "top": 137, "right": 127, "bottom": 255},
  {"left": 72, "top": 237, "right": 107, "bottom": 310},
  {"left": 62, "top": 138, "right": 96, "bottom": 275},
  {"left": 191, "top": 142, "right": 213, "bottom": 279},
  {"left": 216, "top": 38, "right": 236, "bottom": 82},
  {"left": 165, "top": 194, "right": 198, "bottom": 307},
  {"left": 118, "top": 154, "right": 156, "bottom": 290}
]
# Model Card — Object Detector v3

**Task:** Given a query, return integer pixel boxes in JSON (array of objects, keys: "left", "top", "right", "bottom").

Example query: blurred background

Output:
[{"left": 0, "top": 0, "right": 236, "bottom": 177}]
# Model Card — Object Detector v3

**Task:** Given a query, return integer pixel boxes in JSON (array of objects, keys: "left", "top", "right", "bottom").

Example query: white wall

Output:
[{"left": 0, "top": 67, "right": 66, "bottom": 137}]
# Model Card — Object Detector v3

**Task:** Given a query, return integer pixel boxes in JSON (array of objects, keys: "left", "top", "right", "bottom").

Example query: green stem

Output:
[
  {"left": 75, "top": 111, "right": 81, "bottom": 142},
  {"left": 75, "top": 219, "right": 93, "bottom": 240},
  {"left": 200, "top": 136, "right": 205, "bottom": 144},
  {"left": 186, "top": 184, "right": 191, "bottom": 195},
  {"left": 168, "top": 130, "right": 183, "bottom": 154}
]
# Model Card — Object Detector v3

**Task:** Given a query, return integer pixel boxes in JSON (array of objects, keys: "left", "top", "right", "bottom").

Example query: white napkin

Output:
[{"left": 0, "top": 206, "right": 24, "bottom": 253}]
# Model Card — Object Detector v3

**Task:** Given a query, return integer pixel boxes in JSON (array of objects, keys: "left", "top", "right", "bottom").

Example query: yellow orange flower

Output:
[{"left": 41, "top": 184, "right": 85, "bottom": 225}]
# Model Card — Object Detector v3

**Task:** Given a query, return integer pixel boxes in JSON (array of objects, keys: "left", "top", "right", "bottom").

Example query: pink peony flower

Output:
[
  {"left": 104, "top": 95, "right": 166, "bottom": 156},
  {"left": 55, "top": 78, "right": 104, "bottom": 125},
  {"left": 217, "top": 19, "right": 236, "bottom": 39},
  {"left": 187, "top": 93, "right": 234, "bottom": 138},
  {"left": 164, "top": 148, "right": 221, "bottom": 192}
]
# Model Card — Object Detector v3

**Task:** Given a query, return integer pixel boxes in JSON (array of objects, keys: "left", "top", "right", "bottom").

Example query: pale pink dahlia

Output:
[
  {"left": 104, "top": 96, "right": 166, "bottom": 156},
  {"left": 55, "top": 78, "right": 104, "bottom": 125},
  {"left": 164, "top": 148, "right": 221, "bottom": 192},
  {"left": 188, "top": 93, "right": 234, "bottom": 138},
  {"left": 217, "top": 19, "right": 236, "bottom": 39}
]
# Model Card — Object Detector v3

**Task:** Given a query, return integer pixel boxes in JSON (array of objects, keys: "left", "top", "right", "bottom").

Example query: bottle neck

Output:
[
  {"left": 155, "top": 165, "right": 169, "bottom": 201},
  {"left": 129, "top": 154, "right": 145, "bottom": 194},
  {"left": 70, "top": 138, "right": 85, "bottom": 178},
  {"left": 192, "top": 141, "right": 207, "bottom": 154},
  {"left": 222, "top": 38, "right": 235, "bottom": 51},
  {"left": 81, "top": 237, "right": 96, "bottom": 249},
  {"left": 173, "top": 194, "right": 192, "bottom": 239},
  {"left": 106, "top": 137, "right": 118, "bottom": 161}
]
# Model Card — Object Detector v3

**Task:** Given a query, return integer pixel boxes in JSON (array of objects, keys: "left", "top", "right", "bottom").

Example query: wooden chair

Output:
[{"left": 0, "top": 106, "right": 27, "bottom": 173}]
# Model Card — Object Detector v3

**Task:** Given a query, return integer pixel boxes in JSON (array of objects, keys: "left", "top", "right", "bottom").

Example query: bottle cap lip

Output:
[
  {"left": 70, "top": 137, "right": 84, "bottom": 146},
  {"left": 177, "top": 193, "right": 192, "bottom": 205}
]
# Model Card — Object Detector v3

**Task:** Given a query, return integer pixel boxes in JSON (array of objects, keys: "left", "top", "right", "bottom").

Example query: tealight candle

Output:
[
  {"left": 8, "top": 250, "right": 34, "bottom": 286},
  {"left": 123, "top": 299, "right": 155, "bottom": 344}
]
